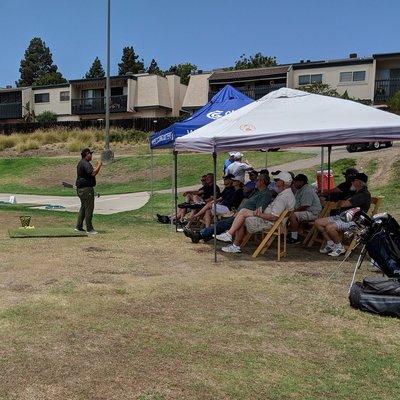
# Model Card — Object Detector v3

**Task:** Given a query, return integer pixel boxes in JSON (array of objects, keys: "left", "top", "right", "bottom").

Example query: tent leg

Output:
[
  {"left": 213, "top": 151, "right": 218, "bottom": 263},
  {"left": 174, "top": 151, "right": 178, "bottom": 233},
  {"left": 170, "top": 150, "right": 175, "bottom": 232},
  {"left": 150, "top": 148, "right": 154, "bottom": 198},
  {"left": 327, "top": 145, "right": 332, "bottom": 201},
  {"left": 320, "top": 146, "right": 324, "bottom": 193},
  {"left": 265, "top": 150, "right": 268, "bottom": 168}
]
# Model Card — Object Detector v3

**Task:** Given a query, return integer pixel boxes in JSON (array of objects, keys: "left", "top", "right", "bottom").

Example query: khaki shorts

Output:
[
  {"left": 245, "top": 216, "right": 274, "bottom": 234},
  {"left": 295, "top": 211, "right": 318, "bottom": 222}
]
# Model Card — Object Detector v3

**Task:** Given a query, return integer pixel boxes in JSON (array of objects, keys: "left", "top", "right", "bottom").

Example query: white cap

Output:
[
  {"left": 229, "top": 152, "right": 236, "bottom": 156},
  {"left": 273, "top": 171, "right": 292, "bottom": 184},
  {"left": 234, "top": 152, "right": 243, "bottom": 160},
  {"left": 232, "top": 175, "right": 245, "bottom": 183}
]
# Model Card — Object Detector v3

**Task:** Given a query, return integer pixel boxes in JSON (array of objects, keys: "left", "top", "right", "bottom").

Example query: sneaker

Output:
[
  {"left": 183, "top": 227, "right": 201, "bottom": 243},
  {"left": 287, "top": 237, "right": 301, "bottom": 245},
  {"left": 74, "top": 228, "right": 85, "bottom": 232},
  {"left": 328, "top": 246, "right": 346, "bottom": 257},
  {"left": 215, "top": 231, "right": 233, "bottom": 242},
  {"left": 87, "top": 230, "right": 98, "bottom": 235},
  {"left": 221, "top": 244, "right": 242, "bottom": 253},
  {"left": 319, "top": 244, "right": 334, "bottom": 254},
  {"left": 176, "top": 221, "right": 187, "bottom": 232}
]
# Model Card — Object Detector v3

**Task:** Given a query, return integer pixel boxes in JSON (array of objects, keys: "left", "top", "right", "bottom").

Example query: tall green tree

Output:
[
  {"left": 118, "top": 46, "right": 144, "bottom": 75},
  {"left": 147, "top": 59, "right": 163, "bottom": 76},
  {"left": 233, "top": 52, "right": 277, "bottom": 70},
  {"left": 85, "top": 57, "right": 105, "bottom": 78},
  {"left": 167, "top": 63, "right": 197, "bottom": 85},
  {"left": 17, "top": 37, "right": 67, "bottom": 87}
]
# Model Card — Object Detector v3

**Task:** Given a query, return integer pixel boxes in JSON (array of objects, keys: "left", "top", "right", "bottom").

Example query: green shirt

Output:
[
  {"left": 239, "top": 188, "right": 272, "bottom": 211},
  {"left": 295, "top": 184, "right": 322, "bottom": 215}
]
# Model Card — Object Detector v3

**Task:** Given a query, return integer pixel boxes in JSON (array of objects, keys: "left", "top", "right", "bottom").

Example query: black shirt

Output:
[
  {"left": 332, "top": 186, "right": 371, "bottom": 215},
  {"left": 330, "top": 181, "right": 352, "bottom": 201},
  {"left": 202, "top": 183, "right": 220, "bottom": 201},
  {"left": 76, "top": 159, "right": 96, "bottom": 188}
]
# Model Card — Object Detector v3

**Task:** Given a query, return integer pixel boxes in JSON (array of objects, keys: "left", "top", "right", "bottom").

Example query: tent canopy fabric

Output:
[
  {"left": 174, "top": 88, "right": 400, "bottom": 153},
  {"left": 149, "top": 85, "right": 253, "bottom": 149}
]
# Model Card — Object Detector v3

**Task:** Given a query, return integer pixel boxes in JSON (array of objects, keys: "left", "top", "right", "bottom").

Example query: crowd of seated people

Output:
[{"left": 157, "top": 151, "right": 372, "bottom": 259}]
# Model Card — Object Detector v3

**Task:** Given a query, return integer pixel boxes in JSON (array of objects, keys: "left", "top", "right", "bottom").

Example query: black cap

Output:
[
  {"left": 293, "top": 173, "right": 308, "bottom": 183},
  {"left": 248, "top": 169, "right": 259, "bottom": 176},
  {"left": 81, "top": 148, "right": 93, "bottom": 157},
  {"left": 258, "top": 173, "right": 270, "bottom": 185},
  {"left": 343, "top": 167, "right": 358, "bottom": 177},
  {"left": 354, "top": 172, "right": 368, "bottom": 183},
  {"left": 223, "top": 173, "right": 235, "bottom": 180},
  {"left": 271, "top": 170, "right": 281, "bottom": 176}
]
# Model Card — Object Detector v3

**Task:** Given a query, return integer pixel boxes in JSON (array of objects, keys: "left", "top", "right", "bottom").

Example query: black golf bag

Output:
[{"left": 344, "top": 210, "right": 400, "bottom": 317}]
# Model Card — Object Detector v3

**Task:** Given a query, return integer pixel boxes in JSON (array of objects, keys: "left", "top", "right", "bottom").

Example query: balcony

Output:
[
  {"left": 374, "top": 79, "right": 400, "bottom": 102},
  {"left": 209, "top": 84, "right": 286, "bottom": 101},
  {"left": 0, "top": 102, "right": 22, "bottom": 119},
  {"left": 71, "top": 95, "right": 127, "bottom": 115}
]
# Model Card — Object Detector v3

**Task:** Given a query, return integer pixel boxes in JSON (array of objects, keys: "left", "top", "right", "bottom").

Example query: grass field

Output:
[
  {"left": 1, "top": 195, "right": 400, "bottom": 399},
  {"left": 0, "top": 150, "right": 312, "bottom": 196}
]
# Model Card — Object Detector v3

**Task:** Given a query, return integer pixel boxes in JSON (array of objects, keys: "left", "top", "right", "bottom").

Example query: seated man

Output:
[
  {"left": 243, "top": 170, "right": 258, "bottom": 198},
  {"left": 287, "top": 174, "right": 322, "bottom": 244},
  {"left": 215, "top": 171, "right": 295, "bottom": 253},
  {"left": 321, "top": 167, "right": 358, "bottom": 201},
  {"left": 315, "top": 172, "right": 371, "bottom": 257},
  {"left": 183, "top": 173, "right": 271, "bottom": 243}
]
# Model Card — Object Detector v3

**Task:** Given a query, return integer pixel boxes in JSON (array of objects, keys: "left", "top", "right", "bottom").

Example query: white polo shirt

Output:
[{"left": 264, "top": 188, "right": 295, "bottom": 216}]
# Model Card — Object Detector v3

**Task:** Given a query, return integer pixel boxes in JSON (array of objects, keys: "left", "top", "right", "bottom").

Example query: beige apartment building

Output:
[
  {"left": 0, "top": 72, "right": 187, "bottom": 123},
  {"left": 182, "top": 52, "right": 400, "bottom": 111}
]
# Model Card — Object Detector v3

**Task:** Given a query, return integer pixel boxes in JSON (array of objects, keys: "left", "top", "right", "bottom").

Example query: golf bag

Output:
[{"left": 349, "top": 277, "right": 400, "bottom": 317}]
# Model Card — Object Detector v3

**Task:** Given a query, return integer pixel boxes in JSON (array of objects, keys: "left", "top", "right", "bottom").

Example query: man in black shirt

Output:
[
  {"left": 321, "top": 167, "right": 358, "bottom": 201},
  {"left": 75, "top": 148, "right": 102, "bottom": 234}
]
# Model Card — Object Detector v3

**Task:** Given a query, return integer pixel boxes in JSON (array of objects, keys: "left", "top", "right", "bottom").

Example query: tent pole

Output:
[
  {"left": 213, "top": 150, "right": 218, "bottom": 263},
  {"left": 170, "top": 150, "right": 175, "bottom": 232},
  {"left": 150, "top": 147, "right": 154, "bottom": 198},
  {"left": 320, "top": 146, "right": 324, "bottom": 194},
  {"left": 265, "top": 150, "right": 268, "bottom": 168},
  {"left": 327, "top": 145, "right": 332, "bottom": 201},
  {"left": 174, "top": 150, "right": 178, "bottom": 233}
]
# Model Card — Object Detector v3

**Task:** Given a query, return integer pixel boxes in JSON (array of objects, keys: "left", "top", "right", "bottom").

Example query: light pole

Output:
[{"left": 101, "top": 0, "right": 114, "bottom": 163}]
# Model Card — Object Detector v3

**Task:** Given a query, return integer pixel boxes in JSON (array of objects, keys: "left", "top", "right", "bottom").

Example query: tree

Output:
[
  {"left": 296, "top": 83, "right": 340, "bottom": 97},
  {"left": 233, "top": 52, "right": 277, "bottom": 70},
  {"left": 17, "top": 37, "right": 67, "bottom": 87},
  {"left": 85, "top": 57, "right": 105, "bottom": 79},
  {"left": 36, "top": 110, "right": 58, "bottom": 123},
  {"left": 118, "top": 46, "right": 144, "bottom": 75},
  {"left": 147, "top": 59, "right": 163, "bottom": 76},
  {"left": 167, "top": 63, "right": 197, "bottom": 85}
]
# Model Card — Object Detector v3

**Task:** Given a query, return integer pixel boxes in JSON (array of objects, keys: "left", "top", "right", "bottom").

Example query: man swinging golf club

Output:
[{"left": 75, "top": 148, "right": 102, "bottom": 234}]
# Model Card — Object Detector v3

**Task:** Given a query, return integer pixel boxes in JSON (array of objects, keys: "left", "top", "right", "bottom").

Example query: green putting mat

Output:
[{"left": 9, "top": 227, "right": 88, "bottom": 238}]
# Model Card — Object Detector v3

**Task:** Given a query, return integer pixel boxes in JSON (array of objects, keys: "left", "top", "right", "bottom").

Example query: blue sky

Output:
[{"left": 1, "top": 0, "right": 400, "bottom": 87}]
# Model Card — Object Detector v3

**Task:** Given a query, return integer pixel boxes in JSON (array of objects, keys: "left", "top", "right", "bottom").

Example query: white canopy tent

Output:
[
  {"left": 174, "top": 88, "right": 400, "bottom": 262},
  {"left": 175, "top": 88, "right": 400, "bottom": 153}
]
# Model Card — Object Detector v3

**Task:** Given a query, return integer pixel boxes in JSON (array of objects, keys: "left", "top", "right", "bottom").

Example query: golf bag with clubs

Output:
[{"left": 343, "top": 208, "right": 400, "bottom": 317}]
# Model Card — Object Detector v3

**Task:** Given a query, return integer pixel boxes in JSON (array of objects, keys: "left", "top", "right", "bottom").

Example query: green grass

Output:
[{"left": 0, "top": 150, "right": 312, "bottom": 196}]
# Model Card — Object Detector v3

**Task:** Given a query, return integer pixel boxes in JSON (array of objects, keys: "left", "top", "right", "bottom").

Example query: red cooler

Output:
[{"left": 316, "top": 170, "right": 334, "bottom": 191}]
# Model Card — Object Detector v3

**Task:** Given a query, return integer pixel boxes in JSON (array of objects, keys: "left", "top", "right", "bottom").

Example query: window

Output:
[
  {"left": 34, "top": 93, "right": 50, "bottom": 103},
  {"left": 339, "top": 71, "right": 366, "bottom": 83},
  {"left": 60, "top": 91, "right": 70, "bottom": 101},
  {"left": 111, "top": 87, "right": 124, "bottom": 96},
  {"left": 298, "top": 74, "right": 322, "bottom": 85}
]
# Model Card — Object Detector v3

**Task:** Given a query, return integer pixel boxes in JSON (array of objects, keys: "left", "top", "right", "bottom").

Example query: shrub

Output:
[
  {"left": 36, "top": 111, "right": 58, "bottom": 123},
  {"left": 15, "top": 139, "right": 40, "bottom": 153},
  {"left": 388, "top": 91, "right": 400, "bottom": 114},
  {"left": 67, "top": 139, "right": 87, "bottom": 152},
  {"left": 0, "top": 136, "right": 17, "bottom": 151}
]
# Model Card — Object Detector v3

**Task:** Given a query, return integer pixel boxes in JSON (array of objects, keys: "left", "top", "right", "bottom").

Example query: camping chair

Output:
[
  {"left": 344, "top": 196, "right": 382, "bottom": 257},
  {"left": 303, "top": 201, "right": 337, "bottom": 247},
  {"left": 241, "top": 209, "right": 290, "bottom": 261}
]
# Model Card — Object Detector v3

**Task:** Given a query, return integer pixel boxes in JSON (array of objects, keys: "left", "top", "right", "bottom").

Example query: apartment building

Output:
[
  {"left": 0, "top": 73, "right": 187, "bottom": 123},
  {"left": 182, "top": 52, "right": 400, "bottom": 110}
]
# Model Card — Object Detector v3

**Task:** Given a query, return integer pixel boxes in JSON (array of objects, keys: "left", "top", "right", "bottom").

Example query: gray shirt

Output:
[{"left": 295, "top": 184, "right": 322, "bottom": 216}]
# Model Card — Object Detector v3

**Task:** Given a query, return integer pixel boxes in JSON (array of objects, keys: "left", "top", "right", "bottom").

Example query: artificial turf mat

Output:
[{"left": 9, "top": 227, "right": 88, "bottom": 238}]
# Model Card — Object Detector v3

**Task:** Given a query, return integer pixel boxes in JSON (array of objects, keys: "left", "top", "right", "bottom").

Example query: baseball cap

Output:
[
  {"left": 354, "top": 172, "right": 368, "bottom": 183},
  {"left": 223, "top": 173, "right": 235, "bottom": 180},
  {"left": 273, "top": 171, "right": 293, "bottom": 184},
  {"left": 81, "top": 148, "right": 93, "bottom": 157},
  {"left": 232, "top": 175, "right": 245, "bottom": 183},
  {"left": 293, "top": 173, "right": 308, "bottom": 183},
  {"left": 343, "top": 167, "right": 358, "bottom": 177},
  {"left": 271, "top": 170, "right": 281, "bottom": 176},
  {"left": 229, "top": 152, "right": 236, "bottom": 156},
  {"left": 234, "top": 152, "right": 243, "bottom": 160}
]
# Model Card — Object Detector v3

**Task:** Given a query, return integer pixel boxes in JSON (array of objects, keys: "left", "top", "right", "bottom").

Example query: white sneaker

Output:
[
  {"left": 328, "top": 246, "right": 346, "bottom": 257},
  {"left": 319, "top": 244, "right": 334, "bottom": 254},
  {"left": 215, "top": 231, "right": 233, "bottom": 242},
  {"left": 87, "top": 230, "right": 98, "bottom": 235},
  {"left": 221, "top": 244, "right": 242, "bottom": 253}
]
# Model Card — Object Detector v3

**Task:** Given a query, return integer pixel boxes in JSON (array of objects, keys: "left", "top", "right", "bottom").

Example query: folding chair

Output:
[
  {"left": 241, "top": 209, "right": 290, "bottom": 261},
  {"left": 344, "top": 196, "right": 382, "bottom": 257},
  {"left": 303, "top": 201, "right": 336, "bottom": 247}
]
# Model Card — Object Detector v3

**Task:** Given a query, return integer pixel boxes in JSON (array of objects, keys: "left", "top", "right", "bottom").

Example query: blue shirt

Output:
[{"left": 223, "top": 159, "right": 233, "bottom": 175}]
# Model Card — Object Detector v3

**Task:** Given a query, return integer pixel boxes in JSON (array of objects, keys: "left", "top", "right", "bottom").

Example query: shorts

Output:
[
  {"left": 327, "top": 215, "right": 356, "bottom": 232},
  {"left": 211, "top": 204, "right": 230, "bottom": 215},
  {"left": 245, "top": 216, "right": 274, "bottom": 234},
  {"left": 295, "top": 211, "right": 319, "bottom": 222}
]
